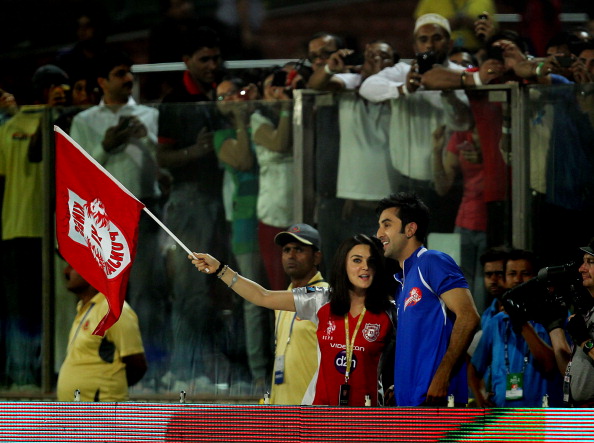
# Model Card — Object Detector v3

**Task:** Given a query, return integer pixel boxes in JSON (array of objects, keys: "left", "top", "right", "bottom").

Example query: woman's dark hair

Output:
[{"left": 328, "top": 234, "right": 392, "bottom": 316}]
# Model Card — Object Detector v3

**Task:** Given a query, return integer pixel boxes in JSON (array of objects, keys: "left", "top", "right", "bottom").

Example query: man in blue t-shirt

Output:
[{"left": 376, "top": 192, "right": 480, "bottom": 406}]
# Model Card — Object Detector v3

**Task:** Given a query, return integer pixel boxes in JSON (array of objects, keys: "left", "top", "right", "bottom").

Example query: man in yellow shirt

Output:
[
  {"left": 270, "top": 224, "right": 329, "bottom": 404},
  {"left": 57, "top": 261, "right": 147, "bottom": 402}
]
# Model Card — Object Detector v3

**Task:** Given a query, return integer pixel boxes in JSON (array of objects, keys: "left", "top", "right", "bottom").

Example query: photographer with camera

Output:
[
  {"left": 470, "top": 249, "right": 564, "bottom": 407},
  {"left": 541, "top": 240, "right": 594, "bottom": 407}
]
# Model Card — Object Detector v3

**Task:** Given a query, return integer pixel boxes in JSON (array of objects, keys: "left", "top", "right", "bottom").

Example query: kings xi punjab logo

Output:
[
  {"left": 66, "top": 189, "right": 131, "bottom": 279},
  {"left": 362, "top": 323, "right": 380, "bottom": 342}
]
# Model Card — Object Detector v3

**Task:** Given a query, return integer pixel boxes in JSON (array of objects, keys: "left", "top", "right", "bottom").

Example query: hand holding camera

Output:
[
  {"left": 502, "top": 290, "right": 530, "bottom": 332},
  {"left": 325, "top": 49, "right": 357, "bottom": 75},
  {"left": 474, "top": 12, "right": 494, "bottom": 42},
  {"left": 405, "top": 61, "right": 423, "bottom": 93},
  {"left": 103, "top": 116, "right": 144, "bottom": 153}
]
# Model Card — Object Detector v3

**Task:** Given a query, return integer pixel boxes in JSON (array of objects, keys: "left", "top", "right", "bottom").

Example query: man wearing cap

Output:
[
  {"left": 0, "top": 64, "right": 70, "bottom": 389},
  {"left": 270, "top": 224, "right": 329, "bottom": 404},
  {"left": 359, "top": 13, "right": 472, "bottom": 233},
  {"left": 546, "top": 239, "right": 594, "bottom": 407}
]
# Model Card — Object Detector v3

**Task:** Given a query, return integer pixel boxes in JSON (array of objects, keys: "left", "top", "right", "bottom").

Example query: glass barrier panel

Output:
[
  {"left": 305, "top": 87, "right": 513, "bottom": 315},
  {"left": 525, "top": 83, "right": 594, "bottom": 267},
  {"left": 5, "top": 79, "right": 577, "bottom": 400}
]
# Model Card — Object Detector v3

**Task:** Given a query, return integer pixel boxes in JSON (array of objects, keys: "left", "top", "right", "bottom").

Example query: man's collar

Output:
[
  {"left": 288, "top": 270, "right": 325, "bottom": 290},
  {"left": 399, "top": 245, "right": 427, "bottom": 276},
  {"left": 76, "top": 292, "right": 103, "bottom": 311},
  {"left": 98, "top": 96, "right": 137, "bottom": 108},
  {"left": 183, "top": 70, "right": 216, "bottom": 96}
]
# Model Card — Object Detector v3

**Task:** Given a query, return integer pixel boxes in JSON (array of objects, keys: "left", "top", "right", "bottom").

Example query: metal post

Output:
[{"left": 41, "top": 109, "right": 56, "bottom": 394}]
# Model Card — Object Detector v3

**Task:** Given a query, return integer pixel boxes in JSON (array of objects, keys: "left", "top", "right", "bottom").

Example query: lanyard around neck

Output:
[
  {"left": 504, "top": 320, "right": 529, "bottom": 375},
  {"left": 344, "top": 307, "right": 366, "bottom": 382},
  {"left": 67, "top": 302, "right": 95, "bottom": 352}
]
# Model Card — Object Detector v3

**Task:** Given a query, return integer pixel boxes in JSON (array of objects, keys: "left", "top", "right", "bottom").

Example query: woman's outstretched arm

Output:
[{"left": 189, "top": 252, "right": 296, "bottom": 312}]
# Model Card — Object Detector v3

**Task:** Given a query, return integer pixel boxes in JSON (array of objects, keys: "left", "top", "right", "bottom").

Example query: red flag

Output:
[{"left": 54, "top": 126, "right": 145, "bottom": 336}]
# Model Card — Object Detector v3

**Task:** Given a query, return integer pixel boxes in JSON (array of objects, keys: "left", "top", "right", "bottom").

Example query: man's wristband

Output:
[
  {"left": 213, "top": 262, "right": 226, "bottom": 278},
  {"left": 473, "top": 71, "right": 483, "bottom": 86},
  {"left": 324, "top": 64, "right": 339, "bottom": 75},
  {"left": 535, "top": 62, "right": 545, "bottom": 77}
]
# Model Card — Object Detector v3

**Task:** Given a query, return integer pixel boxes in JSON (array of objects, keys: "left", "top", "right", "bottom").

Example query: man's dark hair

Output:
[
  {"left": 308, "top": 32, "right": 346, "bottom": 50},
  {"left": 449, "top": 46, "right": 478, "bottom": 66},
  {"left": 479, "top": 246, "right": 510, "bottom": 267},
  {"left": 375, "top": 192, "right": 430, "bottom": 244},
  {"left": 95, "top": 49, "right": 133, "bottom": 79},
  {"left": 328, "top": 234, "right": 391, "bottom": 316},
  {"left": 504, "top": 248, "right": 539, "bottom": 273},
  {"left": 485, "top": 30, "right": 530, "bottom": 55},
  {"left": 545, "top": 30, "right": 586, "bottom": 56},
  {"left": 180, "top": 26, "right": 220, "bottom": 57},
  {"left": 369, "top": 39, "right": 400, "bottom": 63}
]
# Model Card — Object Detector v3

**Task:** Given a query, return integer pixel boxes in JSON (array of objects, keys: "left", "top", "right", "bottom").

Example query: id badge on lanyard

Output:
[{"left": 505, "top": 373, "right": 524, "bottom": 400}]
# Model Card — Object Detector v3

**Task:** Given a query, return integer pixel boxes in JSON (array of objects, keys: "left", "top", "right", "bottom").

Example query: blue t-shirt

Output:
[
  {"left": 393, "top": 246, "right": 469, "bottom": 406},
  {"left": 481, "top": 298, "right": 500, "bottom": 329},
  {"left": 471, "top": 311, "right": 564, "bottom": 407}
]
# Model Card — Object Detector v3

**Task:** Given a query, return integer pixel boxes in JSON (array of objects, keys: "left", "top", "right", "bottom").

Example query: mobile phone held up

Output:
[
  {"left": 477, "top": 14, "right": 488, "bottom": 41},
  {"left": 342, "top": 52, "right": 364, "bottom": 66},
  {"left": 416, "top": 51, "right": 437, "bottom": 74},
  {"left": 486, "top": 45, "right": 504, "bottom": 62},
  {"left": 119, "top": 115, "right": 134, "bottom": 130},
  {"left": 556, "top": 55, "right": 573, "bottom": 68},
  {"left": 271, "top": 70, "right": 288, "bottom": 87}
]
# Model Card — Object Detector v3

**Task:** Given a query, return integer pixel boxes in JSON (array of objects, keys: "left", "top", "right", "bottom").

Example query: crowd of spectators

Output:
[{"left": 0, "top": 3, "right": 593, "bottom": 409}]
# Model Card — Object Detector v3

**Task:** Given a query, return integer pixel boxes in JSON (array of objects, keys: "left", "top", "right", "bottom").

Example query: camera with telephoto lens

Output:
[
  {"left": 501, "top": 261, "right": 594, "bottom": 321},
  {"left": 416, "top": 51, "right": 437, "bottom": 74}
]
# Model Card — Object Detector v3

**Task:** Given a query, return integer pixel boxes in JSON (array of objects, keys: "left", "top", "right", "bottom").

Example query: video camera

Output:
[{"left": 501, "top": 261, "right": 593, "bottom": 323}]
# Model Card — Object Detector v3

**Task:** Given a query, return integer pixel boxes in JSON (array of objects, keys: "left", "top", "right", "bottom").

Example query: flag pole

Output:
[
  {"left": 53, "top": 126, "right": 195, "bottom": 257},
  {"left": 142, "top": 207, "right": 194, "bottom": 256}
]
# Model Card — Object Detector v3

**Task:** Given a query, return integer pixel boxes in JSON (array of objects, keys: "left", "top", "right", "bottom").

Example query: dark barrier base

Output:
[{"left": 0, "top": 402, "right": 593, "bottom": 442}]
